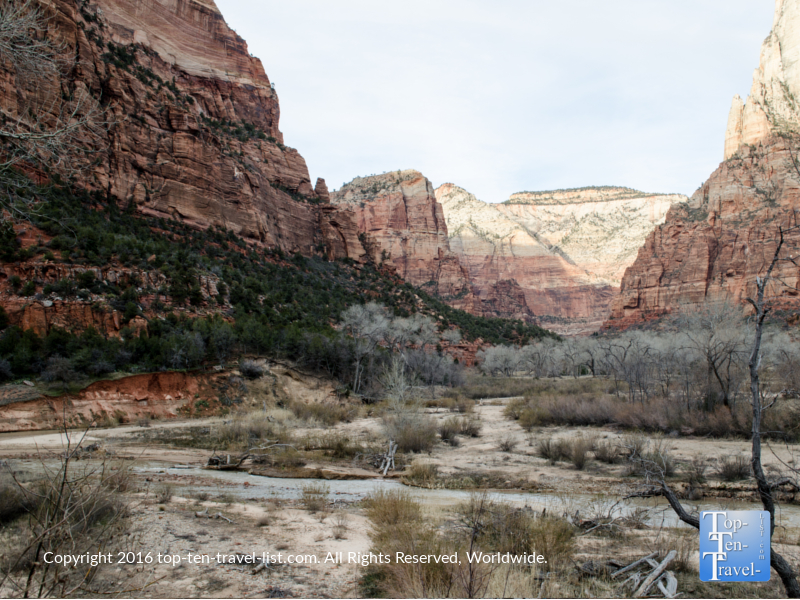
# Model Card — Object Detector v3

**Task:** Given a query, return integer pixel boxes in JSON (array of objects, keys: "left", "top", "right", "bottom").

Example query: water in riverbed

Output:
[{"left": 134, "top": 464, "right": 800, "bottom": 531}]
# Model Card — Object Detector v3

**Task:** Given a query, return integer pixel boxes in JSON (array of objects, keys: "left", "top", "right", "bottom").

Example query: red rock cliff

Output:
[
  {"left": 330, "top": 171, "right": 482, "bottom": 314},
  {"left": 608, "top": 137, "right": 800, "bottom": 326},
  {"left": 2, "top": 0, "right": 364, "bottom": 261},
  {"left": 607, "top": 0, "right": 800, "bottom": 327}
]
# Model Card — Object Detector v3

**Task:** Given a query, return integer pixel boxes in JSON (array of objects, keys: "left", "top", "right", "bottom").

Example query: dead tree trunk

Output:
[
  {"left": 657, "top": 225, "right": 800, "bottom": 598},
  {"left": 745, "top": 229, "right": 800, "bottom": 597}
]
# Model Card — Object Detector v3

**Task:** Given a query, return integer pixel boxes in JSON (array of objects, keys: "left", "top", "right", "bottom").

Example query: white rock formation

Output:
[
  {"left": 724, "top": 0, "right": 800, "bottom": 159},
  {"left": 437, "top": 184, "right": 684, "bottom": 334}
]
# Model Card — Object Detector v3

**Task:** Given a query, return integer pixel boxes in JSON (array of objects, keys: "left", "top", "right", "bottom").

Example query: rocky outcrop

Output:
[
  {"left": 609, "top": 0, "right": 800, "bottom": 327},
  {"left": 2, "top": 0, "right": 364, "bottom": 261},
  {"left": 0, "top": 224, "right": 225, "bottom": 336},
  {"left": 331, "top": 171, "right": 482, "bottom": 313},
  {"left": 437, "top": 184, "right": 681, "bottom": 334},
  {"left": 724, "top": 0, "right": 800, "bottom": 159},
  {"left": 608, "top": 137, "right": 800, "bottom": 326},
  {"left": 0, "top": 372, "right": 201, "bottom": 432}
]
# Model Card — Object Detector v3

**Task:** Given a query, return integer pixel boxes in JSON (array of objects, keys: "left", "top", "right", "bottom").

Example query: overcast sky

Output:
[{"left": 216, "top": 1, "right": 773, "bottom": 202}]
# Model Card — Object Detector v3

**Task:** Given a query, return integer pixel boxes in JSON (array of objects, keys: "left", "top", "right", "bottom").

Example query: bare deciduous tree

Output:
[
  {"left": 340, "top": 302, "right": 390, "bottom": 393},
  {"left": 654, "top": 225, "right": 800, "bottom": 598},
  {"left": 676, "top": 300, "right": 748, "bottom": 410},
  {"left": 0, "top": 425, "right": 134, "bottom": 598}
]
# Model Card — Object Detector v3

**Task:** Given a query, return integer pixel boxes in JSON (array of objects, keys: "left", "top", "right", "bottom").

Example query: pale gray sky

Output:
[{"left": 216, "top": 0, "right": 773, "bottom": 202}]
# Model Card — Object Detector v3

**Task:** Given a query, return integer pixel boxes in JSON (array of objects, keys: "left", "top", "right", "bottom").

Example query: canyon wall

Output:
[
  {"left": 438, "top": 184, "right": 682, "bottom": 335},
  {"left": 2, "top": 0, "right": 365, "bottom": 261},
  {"left": 608, "top": 138, "right": 800, "bottom": 326},
  {"left": 724, "top": 0, "right": 800, "bottom": 159},
  {"left": 609, "top": 0, "right": 800, "bottom": 326},
  {"left": 330, "top": 171, "right": 483, "bottom": 314}
]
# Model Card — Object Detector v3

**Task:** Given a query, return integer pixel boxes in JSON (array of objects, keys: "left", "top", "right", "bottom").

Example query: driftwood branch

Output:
[
  {"left": 610, "top": 552, "right": 658, "bottom": 579},
  {"left": 632, "top": 550, "right": 676, "bottom": 598}
]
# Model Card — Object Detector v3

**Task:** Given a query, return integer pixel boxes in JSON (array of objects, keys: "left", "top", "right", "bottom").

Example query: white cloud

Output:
[{"left": 216, "top": 0, "right": 773, "bottom": 202}]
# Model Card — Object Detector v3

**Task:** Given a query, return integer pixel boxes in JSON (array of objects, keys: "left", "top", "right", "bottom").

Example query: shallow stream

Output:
[{"left": 135, "top": 464, "right": 800, "bottom": 531}]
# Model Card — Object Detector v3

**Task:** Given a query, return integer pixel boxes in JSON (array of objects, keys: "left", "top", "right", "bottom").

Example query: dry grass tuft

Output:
[
  {"left": 288, "top": 400, "right": 356, "bottom": 427},
  {"left": 383, "top": 412, "right": 437, "bottom": 453},
  {"left": 300, "top": 482, "right": 329, "bottom": 513},
  {"left": 155, "top": 484, "right": 173, "bottom": 504},
  {"left": 568, "top": 435, "right": 596, "bottom": 470},
  {"left": 332, "top": 511, "right": 349, "bottom": 540},
  {"left": 216, "top": 411, "right": 292, "bottom": 451},
  {"left": 402, "top": 462, "right": 440, "bottom": 488}
]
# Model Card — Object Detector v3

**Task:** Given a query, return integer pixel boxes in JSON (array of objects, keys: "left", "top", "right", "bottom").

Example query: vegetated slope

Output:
[
  {"left": 0, "top": 180, "right": 555, "bottom": 387},
  {"left": 0, "top": 0, "right": 559, "bottom": 393},
  {"left": 607, "top": 0, "right": 800, "bottom": 328},
  {"left": 437, "top": 184, "right": 682, "bottom": 335}
]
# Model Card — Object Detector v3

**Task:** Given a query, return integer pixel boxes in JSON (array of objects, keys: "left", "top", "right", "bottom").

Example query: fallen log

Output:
[
  {"left": 632, "top": 550, "right": 676, "bottom": 598},
  {"left": 611, "top": 552, "right": 658, "bottom": 579},
  {"left": 206, "top": 452, "right": 250, "bottom": 470}
]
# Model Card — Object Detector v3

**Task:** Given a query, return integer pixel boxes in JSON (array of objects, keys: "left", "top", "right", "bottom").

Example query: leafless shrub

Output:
[
  {"left": 718, "top": 455, "right": 751, "bottom": 482},
  {"left": 651, "top": 530, "right": 697, "bottom": 573},
  {"left": 437, "top": 416, "right": 480, "bottom": 446},
  {"left": 215, "top": 411, "right": 292, "bottom": 451},
  {"left": 383, "top": 412, "right": 437, "bottom": 454},
  {"left": 593, "top": 439, "right": 621, "bottom": 464},
  {"left": 438, "top": 418, "right": 460, "bottom": 446},
  {"left": 686, "top": 457, "right": 708, "bottom": 484},
  {"left": 456, "top": 417, "right": 481, "bottom": 438},
  {"left": 621, "top": 433, "right": 648, "bottom": 459},
  {"left": 301, "top": 431, "right": 361, "bottom": 459},
  {"left": 498, "top": 437, "right": 517, "bottom": 452},
  {"left": 628, "top": 439, "right": 676, "bottom": 477},
  {"left": 288, "top": 400, "right": 355, "bottom": 427},
  {"left": 0, "top": 431, "right": 132, "bottom": 597},
  {"left": 239, "top": 359, "right": 265, "bottom": 380},
  {"left": 568, "top": 436, "right": 595, "bottom": 470},
  {"left": 155, "top": 484, "right": 172, "bottom": 504},
  {"left": 536, "top": 437, "right": 569, "bottom": 464}
]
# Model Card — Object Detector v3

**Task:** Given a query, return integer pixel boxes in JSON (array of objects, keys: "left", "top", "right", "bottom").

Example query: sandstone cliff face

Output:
[
  {"left": 2, "top": 0, "right": 364, "bottom": 261},
  {"left": 437, "top": 184, "right": 681, "bottom": 334},
  {"left": 724, "top": 0, "right": 800, "bottom": 159},
  {"left": 330, "top": 171, "right": 482, "bottom": 314},
  {"left": 610, "top": 0, "right": 800, "bottom": 327},
  {"left": 608, "top": 137, "right": 800, "bottom": 326}
]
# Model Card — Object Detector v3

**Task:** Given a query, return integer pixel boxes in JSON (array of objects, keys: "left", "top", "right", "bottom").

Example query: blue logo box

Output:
[{"left": 700, "top": 510, "right": 770, "bottom": 582}]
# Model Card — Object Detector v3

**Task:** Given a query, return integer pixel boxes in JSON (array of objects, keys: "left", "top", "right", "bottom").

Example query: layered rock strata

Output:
[
  {"left": 437, "top": 184, "right": 681, "bottom": 334},
  {"left": 609, "top": 0, "right": 800, "bottom": 326},
  {"left": 330, "top": 171, "right": 482, "bottom": 314},
  {"left": 608, "top": 138, "right": 800, "bottom": 326},
  {"left": 2, "top": 0, "right": 364, "bottom": 260}
]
